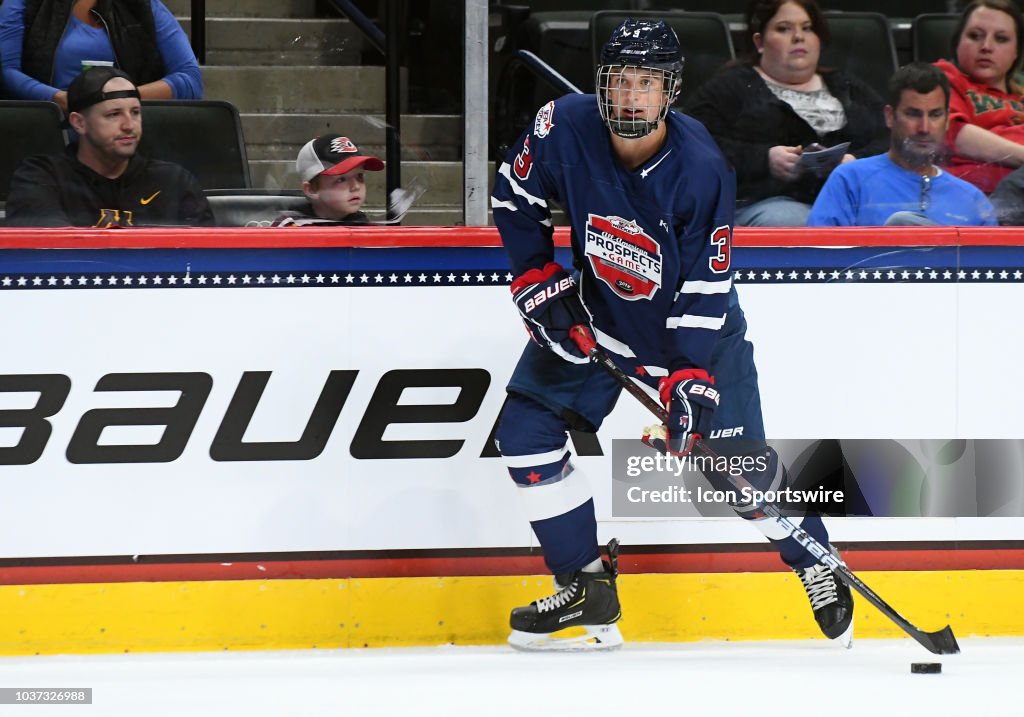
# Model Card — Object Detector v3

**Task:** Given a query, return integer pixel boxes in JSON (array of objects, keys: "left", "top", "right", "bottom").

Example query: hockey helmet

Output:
[{"left": 596, "top": 19, "right": 684, "bottom": 139}]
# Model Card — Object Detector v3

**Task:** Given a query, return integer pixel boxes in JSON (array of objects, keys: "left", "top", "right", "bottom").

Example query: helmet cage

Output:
[{"left": 596, "top": 63, "right": 682, "bottom": 139}]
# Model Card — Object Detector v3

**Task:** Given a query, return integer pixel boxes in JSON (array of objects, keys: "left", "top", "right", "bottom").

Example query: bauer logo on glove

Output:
[
  {"left": 647, "top": 368, "right": 720, "bottom": 455},
  {"left": 522, "top": 275, "right": 576, "bottom": 313},
  {"left": 510, "top": 262, "right": 596, "bottom": 365}
]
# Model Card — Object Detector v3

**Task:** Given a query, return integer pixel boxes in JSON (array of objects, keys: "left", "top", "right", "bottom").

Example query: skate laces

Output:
[
  {"left": 535, "top": 578, "right": 580, "bottom": 613},
  {"left": 798, "top": 564, "right": 839, "bottom": 611}
]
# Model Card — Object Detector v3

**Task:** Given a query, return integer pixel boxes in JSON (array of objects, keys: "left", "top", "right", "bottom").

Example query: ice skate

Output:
[
  {"left": 508, "top": 539, "right": 623, "bottom": 652},
  {"left": 795, "top": 547, "right": 854, "bottom": 648}
]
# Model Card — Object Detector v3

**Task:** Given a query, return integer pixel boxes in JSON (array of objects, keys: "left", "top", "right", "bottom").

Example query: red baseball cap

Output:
[{"left": 296, "top": 134, "right": 384, "bottom": 183}]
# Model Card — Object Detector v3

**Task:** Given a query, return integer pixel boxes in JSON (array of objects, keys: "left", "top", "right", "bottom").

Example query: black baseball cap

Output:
[
  {"left": 67, "top": 66, "right": 140, "bottom": 113},
  {"left": 295, "top": 134, "right": 384, "bottom": 183}
]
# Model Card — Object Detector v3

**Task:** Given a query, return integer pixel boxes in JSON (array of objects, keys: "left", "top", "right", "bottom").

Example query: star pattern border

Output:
[
  {"left": 0, "top": 270, "right": 518, "bottom": 289},
  {"left": 0, "top": 267, "right": 1021, "bottom": 290}
]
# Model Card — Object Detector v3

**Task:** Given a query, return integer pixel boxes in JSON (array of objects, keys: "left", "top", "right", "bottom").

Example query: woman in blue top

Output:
[{"left": 0, "top": 0, "right": 202, "bottom": 112}]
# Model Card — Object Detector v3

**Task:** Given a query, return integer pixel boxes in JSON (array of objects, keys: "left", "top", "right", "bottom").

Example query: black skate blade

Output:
[{"left": 916, "top": 625, "right": 960, "bottom": 655}]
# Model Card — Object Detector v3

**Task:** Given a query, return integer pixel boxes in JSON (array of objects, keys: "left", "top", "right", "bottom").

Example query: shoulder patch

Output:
[{"left": 533, "top": 101, "right": 556, "bottom": 138}]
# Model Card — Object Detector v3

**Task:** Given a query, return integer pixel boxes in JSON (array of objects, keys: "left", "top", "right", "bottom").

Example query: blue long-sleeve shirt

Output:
[
  {"left": 0, "top": 0, "right": 202, "bottom": 101},
  {"left": 808, "top": 153, "right": 997, "bottom": 226}
]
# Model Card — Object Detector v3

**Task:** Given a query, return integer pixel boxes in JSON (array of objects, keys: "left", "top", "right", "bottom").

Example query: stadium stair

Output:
[{"left": 166, "top": 0, "right": 474, "bottom": 225}]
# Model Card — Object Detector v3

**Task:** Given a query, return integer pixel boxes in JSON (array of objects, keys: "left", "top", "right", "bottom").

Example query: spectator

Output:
[
  {"left": 5, "top": 66, "right": 214, "bottom": 227},
  {"left": 271, "top": 134, "right": 385, "bottom": 227},
  {"left": 0, "top": 0, "right": 202, "bottom": 112},
  {"left": 685, "top": 0, "right": 888, "bottom": 226},
  {"left": 809, "top": 63, "right": 996, "bottom": 227},
  {"left": 936, "top": 0, "right": 1024, "bottom": 223}
]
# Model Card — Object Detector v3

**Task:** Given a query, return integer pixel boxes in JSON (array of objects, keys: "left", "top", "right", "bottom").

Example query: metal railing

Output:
[
  {"left": 492, "top": 49, "right": 581, "bottom": 164},
  {"left": 512, "top": 49, "right": 582, "bottom": 95},
  {"left": 189, "top": 0, "right": 205, "bottom": 65},
  {"left": 327, "top": 0, "right": 402, "bottom": 221},
  {"left": 188, "top": 0, "right": 404, "bottom": 221},
  {"left": 185, "top": 0, "right": 492, "bottom": 225},
  {"left": 329, "top": 0, "right": 385, "bottom": 54}
]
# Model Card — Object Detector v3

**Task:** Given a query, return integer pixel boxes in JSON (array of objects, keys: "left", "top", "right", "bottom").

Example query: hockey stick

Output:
[{"left": 568, "top": 326, "right": 961, "bottom": 656}]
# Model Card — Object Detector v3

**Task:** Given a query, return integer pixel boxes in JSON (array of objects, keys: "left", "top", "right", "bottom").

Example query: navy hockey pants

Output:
[{"left": 495, "top": 294, "right": 829, "bottom": 574}]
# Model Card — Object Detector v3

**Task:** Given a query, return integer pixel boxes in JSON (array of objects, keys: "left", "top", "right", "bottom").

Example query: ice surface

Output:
[{"left": 0, "top": 637, "right": 1018, "bottom": 716}]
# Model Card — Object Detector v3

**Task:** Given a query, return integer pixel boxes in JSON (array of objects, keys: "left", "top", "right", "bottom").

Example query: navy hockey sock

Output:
[
  {"left": 768, "top": 513, "right": 830, "bottom": 569},
  {"left": 530, "top": 499, "right": 601, "bottom": 575},
  {"left": 699, "top": 442, "right": 835, "bottom": 569}
]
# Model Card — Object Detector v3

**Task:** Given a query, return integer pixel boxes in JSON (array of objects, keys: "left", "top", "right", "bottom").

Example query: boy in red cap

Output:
[{"left": 272, "top": 134, "right": 385, "bottom": 226}]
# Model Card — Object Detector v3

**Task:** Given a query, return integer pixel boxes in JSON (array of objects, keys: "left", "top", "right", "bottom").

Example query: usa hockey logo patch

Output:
[
  {"left": 585, "top": 214, "right": 663, "bottom": 300},
  {"left": 533, "top": 101, "right": 555, "bottom": 138}
]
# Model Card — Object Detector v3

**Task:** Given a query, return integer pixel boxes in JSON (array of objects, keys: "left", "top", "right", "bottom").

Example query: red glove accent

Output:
[
  {"left": 510, "top": 262, "right": 563, "bottom": 295},
  {"left": 659, "top": 368, "right": 714, "bottom": 406}
]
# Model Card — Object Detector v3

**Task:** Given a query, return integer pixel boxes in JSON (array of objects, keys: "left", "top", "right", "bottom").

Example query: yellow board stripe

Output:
[{"left": 1, "top": 570, "right": 1020, "bottom": 656}]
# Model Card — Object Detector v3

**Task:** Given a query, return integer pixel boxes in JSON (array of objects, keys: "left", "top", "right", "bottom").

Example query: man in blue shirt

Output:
[{"left": 808, "top": 62, "right": 996, "bottom": 227}]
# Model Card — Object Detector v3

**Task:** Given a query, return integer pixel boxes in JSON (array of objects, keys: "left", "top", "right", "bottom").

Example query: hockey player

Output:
[{"left": 491, "top": 18, "right": 853, "bottom": 651}]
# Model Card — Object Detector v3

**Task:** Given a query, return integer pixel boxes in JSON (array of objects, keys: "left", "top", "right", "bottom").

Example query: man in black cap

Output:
[{"left": 6, "top": 66, "right": 213, "bottom": 227}]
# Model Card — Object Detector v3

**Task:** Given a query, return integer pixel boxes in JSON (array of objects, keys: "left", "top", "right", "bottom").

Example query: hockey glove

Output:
[
  {"left": 644, "top": 369, "right": 719, "bottom": 455},
  {"left": 511, "top": 262, "right": 594, "bottom": 364}
]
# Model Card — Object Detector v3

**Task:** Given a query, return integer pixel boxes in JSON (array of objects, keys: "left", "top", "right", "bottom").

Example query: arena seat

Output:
[
  {"left": 138, "top": 100, "right": 251, "bottom": 190},
  {"left": 491, "top": 4, "right": 731, "bottom": 159},
  {"left": 498, "top": 1, "right": 651, "bottom": 98},
  {"left": 821, "top": 11, "right": 898, "bottom": 100},
  {"left": 913, "top": 13, "right": 958, "bottom": 63},
  {"left": 514, "top": 12, "right": 601, "bottom": 96},
  {"left": 590, "top": 10, "right": 735, "bottom": 105},
  {"left": 644, "top": 1, "right": 747, "bottom": 14},
  {"left": 822, "top": 0, "right": 947, "bottom": 18},
  {"left": 492, "top": 2, "right": 639, "bottom": 159},
  {"left": 205, "top": 190, "right": 308, "bottom": 227},
  {"left": 0, "top": 100, "right": 66, "bottom": 204}
]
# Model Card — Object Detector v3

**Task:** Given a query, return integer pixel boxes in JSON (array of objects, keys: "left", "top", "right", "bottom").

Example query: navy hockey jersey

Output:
[{"left": 492, "top": 93, "right": 737, "bottom": 376}]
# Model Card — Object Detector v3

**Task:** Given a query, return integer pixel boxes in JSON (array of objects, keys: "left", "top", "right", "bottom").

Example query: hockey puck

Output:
[{"left": 911, "top": 662, "right": 942, "bottom": 674}]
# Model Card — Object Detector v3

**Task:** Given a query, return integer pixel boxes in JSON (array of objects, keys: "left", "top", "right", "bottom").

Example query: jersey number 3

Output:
[
  {"left": 513, "top": 137, "right": 533, "bottom": 181},
  {"left": 708, "top": 225, "right": 731, "bottom": 274}
]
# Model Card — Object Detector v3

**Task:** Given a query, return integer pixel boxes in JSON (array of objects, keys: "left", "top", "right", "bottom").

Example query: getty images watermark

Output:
[
  {"left": 611, "top": 438, "right": 1024, "bottom": 518},
  {"left": 622, "top": 451, "right": 843, "bottom": 507},
  {"left": 610, "top": 439, "right": 847, "bottom": 519}
]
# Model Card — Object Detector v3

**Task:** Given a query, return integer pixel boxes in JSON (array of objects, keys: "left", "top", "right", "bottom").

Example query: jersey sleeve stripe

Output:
[
  {"left": 680, "top": 278, "right": 733, "bottom": 295},
  {"left": 497, "top": 163, "right": 549, "bottom": 208},
  {"left": 593, "top": 329, "right": 667, "bottom": 378},
  {"left": 666, "top": 314, "right": 727, "bottom": 330},
  {"left": 491, "top": 197, "right": 518, "bottom": 212},
  {"left": 594, "top": 327, "right": 636, "bottom": 358}
]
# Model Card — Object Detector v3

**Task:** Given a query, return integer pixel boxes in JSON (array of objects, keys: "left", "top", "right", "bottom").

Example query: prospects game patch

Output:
[{"left": 585, "top": 214, "right": 663, "bottom": 300}]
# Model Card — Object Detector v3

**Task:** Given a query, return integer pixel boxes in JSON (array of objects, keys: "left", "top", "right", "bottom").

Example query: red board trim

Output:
[
  {"left": 0, "top": 226, "right": 1021, "bottom": 250},
  {"left": 1, "top": 546, "right": 1021, "bottom": 585}
]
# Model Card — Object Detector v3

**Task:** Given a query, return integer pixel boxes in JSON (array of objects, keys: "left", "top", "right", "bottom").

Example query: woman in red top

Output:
[{"left": 936, "top": 0, "right": 1024, "bottom": 207}]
